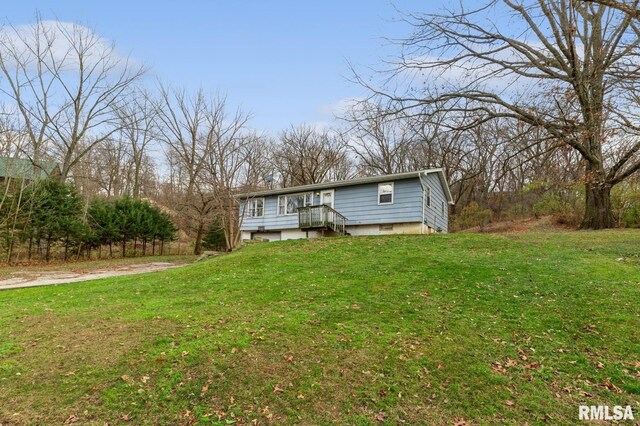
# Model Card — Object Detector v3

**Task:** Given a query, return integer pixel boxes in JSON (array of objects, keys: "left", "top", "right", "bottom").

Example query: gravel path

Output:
[{"left": 0, "top": 262, "right": 187, "bottom": 291}]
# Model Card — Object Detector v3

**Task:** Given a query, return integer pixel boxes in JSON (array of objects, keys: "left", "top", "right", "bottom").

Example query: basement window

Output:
[
  {"left": 378, "top": 182, "right": 394, "bottom": 204},
  {"left": 379, "top": 224, "right": 394, "bottom": 231}
]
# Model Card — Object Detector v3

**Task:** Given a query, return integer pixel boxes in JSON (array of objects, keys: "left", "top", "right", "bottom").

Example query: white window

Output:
[
  {"left": 426, "top": 186, "right": 432, "bottom": 208},
  {"left": 378, "top": 182, "right": 394, "bottom": 204},
  {"left": 277, "top": 192, "right": 313, "bottom": 215},
  {"left": 246, "top": 198, "right": 264, "bottom": 218}
]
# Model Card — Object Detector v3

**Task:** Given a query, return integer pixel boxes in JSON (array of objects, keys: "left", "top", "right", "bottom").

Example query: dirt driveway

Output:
[{"left": 0, "top": 262, "right": 187, "bottom": 291}]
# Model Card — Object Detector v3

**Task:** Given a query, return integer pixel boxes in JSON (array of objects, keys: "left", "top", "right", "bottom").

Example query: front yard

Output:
[{"left": 0, "top": 231, "right": 638, "bottom": 424}]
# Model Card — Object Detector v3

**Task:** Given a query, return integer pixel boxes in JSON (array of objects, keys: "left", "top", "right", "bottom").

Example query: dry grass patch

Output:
[{"left": 0, "top": 314, "right": 182, "bottom": 425}]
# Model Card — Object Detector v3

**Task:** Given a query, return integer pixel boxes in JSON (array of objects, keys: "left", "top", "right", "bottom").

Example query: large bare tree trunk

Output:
[
  {"left": 582, "top": 164, "right": 615, "bottom": 228},
  {"left": 194, "top": 221, "right": 205, "bottom": 255}
]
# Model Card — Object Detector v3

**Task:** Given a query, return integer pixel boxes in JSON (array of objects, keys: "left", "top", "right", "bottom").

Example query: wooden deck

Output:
[{"left": 297, "top": 205, "right": 347, "bottom": 235}]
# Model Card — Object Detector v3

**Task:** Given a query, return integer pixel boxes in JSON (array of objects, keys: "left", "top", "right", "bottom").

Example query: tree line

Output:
[{"left": 1, "top": 3, "right": 640, "bottom": 262}]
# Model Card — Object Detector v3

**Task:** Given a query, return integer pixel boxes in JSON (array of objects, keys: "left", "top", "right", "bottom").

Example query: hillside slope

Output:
[{"left": 1, "top": 231, "right": 639, "bottom": 425}]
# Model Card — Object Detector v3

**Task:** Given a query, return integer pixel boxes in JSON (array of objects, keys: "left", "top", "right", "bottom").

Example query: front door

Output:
[{"left": 320, "top": 190, "right": 334, "bottom": 208}]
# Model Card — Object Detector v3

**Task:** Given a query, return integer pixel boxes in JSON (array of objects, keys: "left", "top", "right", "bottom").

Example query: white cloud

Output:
[
  {"left": 0, "top": 20, "right": 130, "bottom": 72},
  {"left": 318, "top": 97, "right": 363, "bottom": 118}
]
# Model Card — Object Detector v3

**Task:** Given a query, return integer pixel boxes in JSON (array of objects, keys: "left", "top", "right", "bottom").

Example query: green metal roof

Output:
[{"left": 0, "top": 157, "right": 60, "bottom": 181}]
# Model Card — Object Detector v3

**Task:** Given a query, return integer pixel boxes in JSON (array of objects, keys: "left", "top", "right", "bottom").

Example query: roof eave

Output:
[{"left": 235, "top": 168, "right": 449, "bottom": 199}]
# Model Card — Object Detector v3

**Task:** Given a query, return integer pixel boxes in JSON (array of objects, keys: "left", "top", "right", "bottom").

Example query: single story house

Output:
[{"left": 236, "top": 168, "right": 454, "bottom": 241}]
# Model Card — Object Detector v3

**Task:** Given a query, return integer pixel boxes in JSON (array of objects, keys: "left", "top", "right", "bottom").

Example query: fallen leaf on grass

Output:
[
  {"left": 273, "top": 384, "right": 284, "bottom": 393},
  {"left": 517, "top": 347, "right": 528, "bottom": 361},
  {"left": 491, "top": 362, "right": 507, "bottom": 374},
  {"left": 602, "top": 378, "right": 622, "bottom": 394},
  {"left": 505, "top": 400, "right": 515, "bottom": 407},
  {"left": 64, "top": 414, "right": 78, "bottom": 424},
  {"left": 374, "top": 411, "right": 386, "bottom": 422},
  {"left": 453, "top": 418, "right": 467, "bottom": 426}
]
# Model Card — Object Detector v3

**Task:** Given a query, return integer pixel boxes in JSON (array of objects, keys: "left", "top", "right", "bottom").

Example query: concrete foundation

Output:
[{"left": 242, "top": 222, "right": 435, "bottom": 242}]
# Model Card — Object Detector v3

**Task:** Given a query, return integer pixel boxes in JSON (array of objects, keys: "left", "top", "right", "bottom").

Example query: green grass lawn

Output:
[{"left": 0, "top": 231, "right": 638, "bottom": 425}]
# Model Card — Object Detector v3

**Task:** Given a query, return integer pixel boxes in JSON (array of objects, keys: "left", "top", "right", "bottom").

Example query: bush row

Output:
[{"left": 1, "top": 179, "right": 176, "bottom": 262}]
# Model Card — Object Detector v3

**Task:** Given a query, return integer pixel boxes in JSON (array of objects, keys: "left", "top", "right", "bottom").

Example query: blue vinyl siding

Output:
[
  {"left": 240, "top": 194, "right": 312, "bottom": 230},
  {"left": 240, "top": 173, "right": 448, "bottom": 231},
  {"left": 420, "top": 173, "right": 449, "bottom": 232},
  {"left": 334, "top": 178, "right": 422, "bottom": 225}
]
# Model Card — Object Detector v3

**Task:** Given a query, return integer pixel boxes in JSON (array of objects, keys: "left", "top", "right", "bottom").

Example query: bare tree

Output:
[
  {"left": 274, "top": 124, "right": 353, "bottom": 186},
  {"left": 200, "top": 98, "right": 250, "bottom": 250},
  {"left": 361, "top": 0, "right": 640, "bottom": 228},
  {"left": 584, "top": 0, "right": 640, "bottom": 18},
  {"left": 114, "top": 90, "right": 157, "bottom": 197},
  {"left": 0, "top": 111, "right": 38, "bottom": 262},
  {"left": 0, "top": 17, "right": 145, "bottom": 179},
  {"left": 85, "top": 137, "right": 129, "bottom": 197},
  {"left": 343, "top": 101, "right": 416, "bottom": 175},
  {"left": 205, "top": 131, "right": 267, "bottom": 250},
  {"left": 155, "top": 85, "right": 215, "bottom": 254}
]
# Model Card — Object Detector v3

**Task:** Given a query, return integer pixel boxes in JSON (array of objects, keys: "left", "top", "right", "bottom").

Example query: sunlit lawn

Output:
[{"left": 0, "top": 231, "right": 638, "bottom": 425}]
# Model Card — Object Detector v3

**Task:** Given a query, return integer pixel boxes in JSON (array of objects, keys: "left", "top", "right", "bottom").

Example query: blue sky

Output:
[{"left": 2, "top": 1, "right": 444, "bottom": 135}]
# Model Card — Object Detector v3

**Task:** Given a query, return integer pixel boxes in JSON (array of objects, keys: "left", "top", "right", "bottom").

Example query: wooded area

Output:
[{"left": 1, "top": 1, "right": 640, "bottom": 262}]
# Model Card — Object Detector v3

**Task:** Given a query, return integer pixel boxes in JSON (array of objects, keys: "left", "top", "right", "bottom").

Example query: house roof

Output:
[
  {"left": 0, "top": 157, "right": 61, "bottom": 181},
  {"left": 236, "top": 168, "right": 455, "bottom": 204}
]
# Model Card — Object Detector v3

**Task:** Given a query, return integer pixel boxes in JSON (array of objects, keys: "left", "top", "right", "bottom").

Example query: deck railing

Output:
[{"left": 297, "top": 205, "right": 347, "bottom": 234}]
